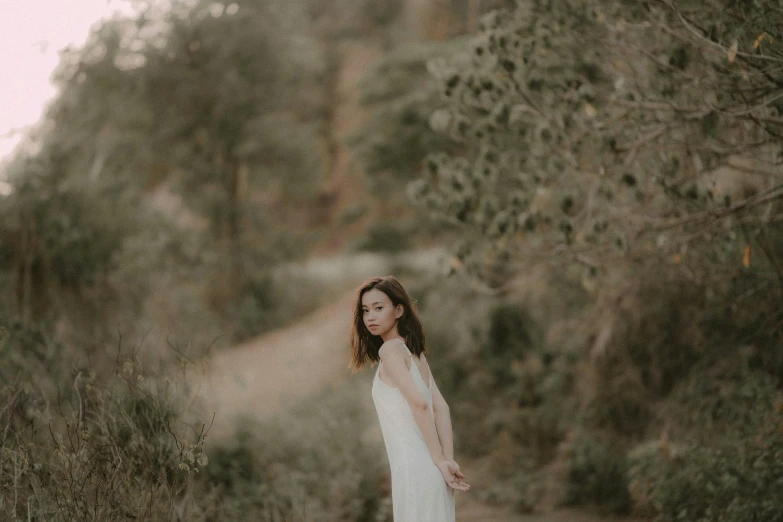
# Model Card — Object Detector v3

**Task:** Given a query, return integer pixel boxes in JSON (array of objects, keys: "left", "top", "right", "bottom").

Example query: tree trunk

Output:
[
  {"left": 467, "top": 0, "right": 481, "bottom": 32},
  {"left": 14, "top": 221, "right": 36, "bottom": 326},
  {"left": 225, "top": 158, "right": 241, "bottom": 240}
]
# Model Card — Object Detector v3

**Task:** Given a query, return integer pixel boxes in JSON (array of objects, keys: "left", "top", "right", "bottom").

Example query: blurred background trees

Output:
[
  {"left": 1, "top": 0, "right": 781, "bottom": 520},
  {"left": 402, "top": 1, "right": 783, "bottom": 518},
  {"left": 410, "top": 0, "right": 783, "bottom": 289},
  {"left": 1, "top": 0, "right": 334, "bottom": 352}
]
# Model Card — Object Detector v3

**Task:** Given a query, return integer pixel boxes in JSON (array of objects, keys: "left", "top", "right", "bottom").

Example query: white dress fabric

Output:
[{"left": 371, "top": 339, "right": 456, "bottom": 522}]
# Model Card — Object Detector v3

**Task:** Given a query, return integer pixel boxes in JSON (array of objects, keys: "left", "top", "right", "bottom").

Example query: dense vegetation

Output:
[
  {"left": 401, "top": 1, "right": 783, "bottom": 519},
  {"left": 0, "top": 0, "right": 333, "bottom": 356},
  {"left": 2, "top": 0, "right": 782, "bottom": 520},
  {"left": 1, "top": 0, "right": 398, "bottom": 519}
]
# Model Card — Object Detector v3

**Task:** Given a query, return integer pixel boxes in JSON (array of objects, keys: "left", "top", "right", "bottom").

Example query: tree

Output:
[
  {"left": 47, "top": 0, "right": 326, "bottom": 239},
  {"left": 401, "top": 3, "right": 783, "bottom": 515},
  {"left": 0, "top": 0, "right": 329, "bottom": 335},
  {"left": 409, "top": 0, "right": 783, "bottom": 294},
  {"left": 348, "top": 40, "right": 463, "bottom": 198}
]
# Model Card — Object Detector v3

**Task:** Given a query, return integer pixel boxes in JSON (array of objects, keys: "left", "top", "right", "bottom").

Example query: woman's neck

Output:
[{"left": 381, "top": 327, "right": 403, "bottom": 343}]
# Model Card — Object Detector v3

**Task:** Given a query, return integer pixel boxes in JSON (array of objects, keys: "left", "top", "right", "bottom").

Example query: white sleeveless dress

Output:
[{"left": 371, "top": 340, "right": 456, "bottom": 522}]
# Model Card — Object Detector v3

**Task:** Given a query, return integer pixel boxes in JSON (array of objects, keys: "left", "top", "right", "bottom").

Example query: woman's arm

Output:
[
  {"left": 430, "top": 377, "right": 454, "bottom": 460},
  {"left": 379, "top": 342, "right": 446, "bottom": 465}
]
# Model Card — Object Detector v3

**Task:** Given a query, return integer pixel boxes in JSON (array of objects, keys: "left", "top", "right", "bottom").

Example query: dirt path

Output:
[{"left": 193, "top": 289, "right": 357, "bottom": 438}]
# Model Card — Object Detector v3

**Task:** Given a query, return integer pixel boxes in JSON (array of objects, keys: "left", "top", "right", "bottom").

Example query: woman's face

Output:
[{"left": 361, "top": 288, "right": 402, "bottom": 338}]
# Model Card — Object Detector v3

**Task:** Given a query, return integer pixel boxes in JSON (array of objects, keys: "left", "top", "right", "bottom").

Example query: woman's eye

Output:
[{"left": 376, "top": 307, "right": 382, "bottom": 311}]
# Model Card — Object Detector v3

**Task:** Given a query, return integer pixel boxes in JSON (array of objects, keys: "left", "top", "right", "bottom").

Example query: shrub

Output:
[
  {"left": 564, "top": 430, "right": 631, "bottom": 515},
  {"left": 484, "top": 302, "right": 538, "bottom": 386},
  {"left": 0, "top": 316, "right": 393, "bottom": 521},
  {"left": 582, "top": 268, "right": 710, "bottom": 437},
  {"left": 337, "top": 203, "right": 369, "bottom": 226},
  {"left": 628, "top": 431, "right": 783, "bottom": 522},
  {"left": 352, "top": 220, "right": 413, "bottom": 253},
  {"left": 586, "top": 349, "right": 651, "bottom": 437},
  {"left": 657, "top": 359, "right": 781, "bottom": 443},
  {"left": 196, "top": 376, "right": 391, "bottom": 521},
  {"left": 627, "top": 364, "right": 783, "bottom": 522},
  {"left": 0, "top": 335, "right": 208, "bottom": 521},
  {"left": 207, "top": 251, "right": 330, "bottom": 344}
]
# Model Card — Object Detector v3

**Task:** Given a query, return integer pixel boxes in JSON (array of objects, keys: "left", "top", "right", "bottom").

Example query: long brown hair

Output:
[{"left": 348, "top": 276, "right": 426, "bottom": 372}]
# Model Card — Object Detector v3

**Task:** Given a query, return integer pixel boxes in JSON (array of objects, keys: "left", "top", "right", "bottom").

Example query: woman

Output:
[{"left": 350, "top": 276, "right": 470, "bottom": 522}]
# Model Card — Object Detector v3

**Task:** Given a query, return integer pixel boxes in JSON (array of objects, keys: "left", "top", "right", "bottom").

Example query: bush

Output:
[
  {"left": 352, "top": 220, "right": 413, "bottom": 253},
  {"left": 582, "top": 268, "right": 710, "bottom": 437},
  {"left": 627, "top": 364, "right": 783, "bottom": 522},
  {"left": 483, "top": 302, "right": 540, "bottom": 388},
  {"left": 204, "top": 238, "right": 329, "bottom": 344},
  {"left": 657, "top": 359, "right": 781, "bottom": 443},
  {"left": 0, "top": 334, "right": 208, "bottom": 521},
  {"left": 564, "top": 430, "right": 631, "bottom": 515},
  {"left": 0, "top": 323, "right": 393, "bottom": 521},
  {"left": 196, "top": 376, "right": 391, "bottom": 521},
  {"left": 337, "top": 202, "right": 369, "bottom": 226},
  {"left": 628, "top": 431, "right": 783, "bottom": 522},
  {"left": 586, "top": 349, "right": 651, "bottom": 437}
]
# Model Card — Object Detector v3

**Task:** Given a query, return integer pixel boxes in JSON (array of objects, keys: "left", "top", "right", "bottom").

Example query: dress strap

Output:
[{"left": 393, "top": 338, "right": 412, "bottom": 357}]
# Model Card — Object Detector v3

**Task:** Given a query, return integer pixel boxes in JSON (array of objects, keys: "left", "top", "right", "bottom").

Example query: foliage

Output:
[
  {"left": 0, "top": 318, "right": 394, "bottom": 521},
  {"left": 581, "top": 267, "right": 708, "bottom": 437},
  {"left": 4, "top": 174, "right": 133, "bottom": 288},
  {"left": 701, "top": 221, "right": 783, "bottom": 383},
  {"left": 0, "top": 153, "right": 140, "bottom": 322},
  {"left": 306, "top": 0, "right": 404, "bottom": 32},
  {"left": 415, "top": 274, "right": 576, "bottom": 464},
  {"left": 391, "top": 4, "right": 783, "bottom": 515},
  {"left": 628, "top": 364, "right": 783, "bottom": 522},
  {"left": 407, "top": 0, "right": 783, "bottom": 290},
  {"left": 351, "top": 220, "right": 413, "bottom": 253},
  {"left": 348, "top": 41, "right": 464, "bottom": 197},
  {"left": 46, "top": 0, "right": 326, "bottom": 234},
  {"left": 347, "top": 1, "right": 520, "bottom": 199},
  {"left": 564, "top": 430, "right": 631, "bottom": 515},
  {"left": 654, "top": 357, "right": 782, "bottom": 446},
  {"left": 414, "top": 251, "right": 782, "bottom": 515},
  {"left": 483, "top": 302, "right": 540, "bottom": 387},
  {"left": 195, "top": 378, "right": 391, "bottom": 521},
  {"left": 629, "top": 436, "right": 783, "bottom": 522},
  {"left": 220, "top": 261, "right": 330, "bottom": 342},
  {"left": 0, "top": 329, "right": 209, "bottom": 520},
  {"left": 0, "top": 0, "right": 337, "bottom": 349}
]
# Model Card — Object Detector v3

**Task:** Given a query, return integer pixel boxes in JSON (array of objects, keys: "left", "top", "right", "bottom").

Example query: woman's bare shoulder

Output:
[{"left": 378, "top": 338, "right": 406, "bottom": 358}]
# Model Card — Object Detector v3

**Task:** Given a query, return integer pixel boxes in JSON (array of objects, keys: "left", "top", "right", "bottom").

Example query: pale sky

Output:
[{"left": 0, "top": 0, "right": 137, "bottom": 166}]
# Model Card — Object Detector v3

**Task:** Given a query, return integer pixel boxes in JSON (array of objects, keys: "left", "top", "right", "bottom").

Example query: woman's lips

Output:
[{"left": 369, "top": 325, "right": 378, "bottom": 329}]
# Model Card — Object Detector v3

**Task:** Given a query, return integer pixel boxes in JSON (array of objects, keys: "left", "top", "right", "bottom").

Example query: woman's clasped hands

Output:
[{"left": 436, "top": 459, "right": 471, "bottom": 491}]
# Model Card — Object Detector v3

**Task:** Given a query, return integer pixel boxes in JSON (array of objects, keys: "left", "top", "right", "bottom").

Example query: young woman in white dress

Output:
[{"left": 350, "top": 276, "right": 470, "bottom": 522}]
